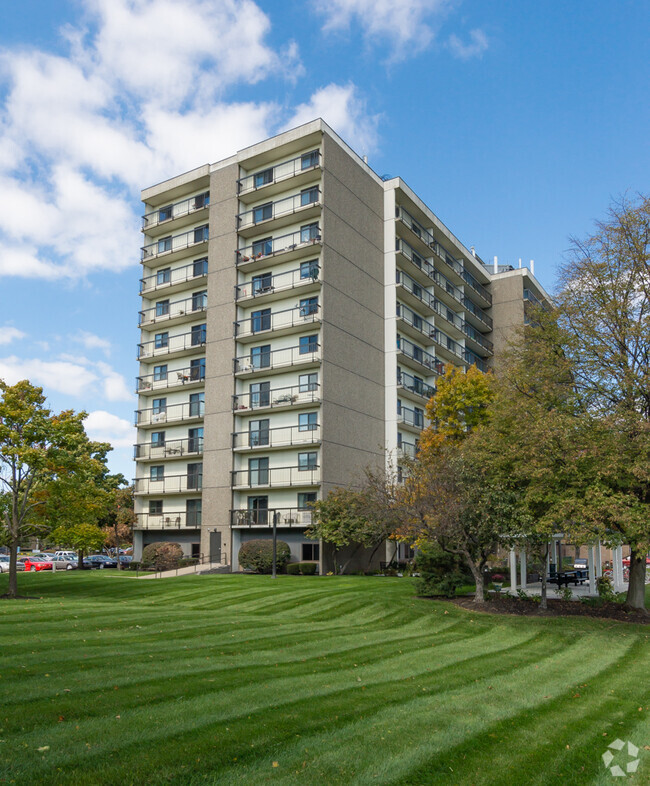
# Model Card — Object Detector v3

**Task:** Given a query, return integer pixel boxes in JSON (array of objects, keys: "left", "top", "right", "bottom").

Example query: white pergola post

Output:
[
  {"left": 588, "top": 545, "right": 596, "bottom": 595},
  {"left": 519, "top": 549, "right": 527, "bottom": 590},
  {"left": 509, "top": 548, "right": 518, "bottom": 594},
  {"left": 596, "top": 541, "right": 603, "bottom": 577},
  {"left": 613, "top": 545, "right": 625, "bottom": 593}
]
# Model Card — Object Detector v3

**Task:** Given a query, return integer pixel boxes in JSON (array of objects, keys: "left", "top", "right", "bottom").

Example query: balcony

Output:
[
  {"left": 136, "top": 364, "right": 205, "bottom": 395},
  {"left": 235, "top": 263, "right": 320, "bottom": 304},
  {"left": 461, "top": 296, "right": 493, "bottom": 330},
  {"left": 141, "top": 225, "right": 208, "bottom": 263},
  {"left": 233, "top": 383, "right": 320, "bottom": 413},
  {"left": 233, "top": 424, "right": 321, "bottom": 452},
  {"left": 397, "top": 336, "right": 444, "bottom": 376},
  {"left": 139, "top": 293, "right": 206, "bottom": 328},
  {"left": 134, "top": 473, "right": 203, "bottom": 495},
  {"left": 230, "top": 508, "right": 314, "bottom": 527},
  {"left": 237, "top": 190, "right": 321, "bottom": 238},
  {"left": 136, "top": 401, "right": 204, "bottom": 427},
  {"left": 234, "top": 342, "right": 321, "bottom": 377},
  {"left": 237, "top": 226, "right": 321, "bottom": 271},
  {"left": 135, "top": 512, "right": 202, "bottom": 530},
  {"left": 231, "top": 465, "right": 320, "bottom": 489},
  {"left": 398, "top": 439, "right": 418, "bottom": 459},
  {"left": 138, "top": 327, "right": 206, "bottom": 361},
  {"left": 396, "top": 271, "right": 436, "bottom": 317},
  {"left": 397, "top": 370, "right": 435, "bottom": 401},
  {"left": 140, "top": 259, "right": 207, "bottom": 297},
  {"left": 135, "top": 436, "right": 204, "bottom": 462},
  {"left": 142, "top": 192, "right": 209, "bottom": 235},
  {"left": 237, "top": 151, "right": 321, "bottom": 203},
  {"left": 398, "top": 405, "right": 425, "bottom": 432},
  {"left": 235, "top": 304, "right": 321, "bottom": 342}
]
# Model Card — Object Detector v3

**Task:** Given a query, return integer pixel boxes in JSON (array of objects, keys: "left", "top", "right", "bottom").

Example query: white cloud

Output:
[
  {"left": 0, "top": 327, "right": 26, "bottom": 346},
  {"left": 73, "top": 331, "right": 112, "bottom": 356},
  {"left": 447, "top": 28, "right": 488, "bottom": 60},
  {"left": 84, "top": 410, "right": 135, "bottom": 449},
  {"left": 0, "top": 356, "right": 98, "bottom": 396},
  {"left": 95, "top": 362, "right": 133, "bottom": 402},
  {"left": 314, "top": 0, "right": 453, "bottom": 60},
  {"left": 287, "top": 83, "right": 380, "bottom": 156}
]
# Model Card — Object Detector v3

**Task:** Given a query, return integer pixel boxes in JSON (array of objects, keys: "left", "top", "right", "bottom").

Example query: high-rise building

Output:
[{"left": 134, "top": 119, "right": 548, "bottom": 571}]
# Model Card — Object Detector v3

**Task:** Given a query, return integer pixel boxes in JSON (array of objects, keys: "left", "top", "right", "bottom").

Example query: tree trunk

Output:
[
  {"left": 77, "top": 550, "right": 84, "bottom": 570},
  {"left": 539, "top": 543, "right": 549, "bottom": 611},
  {"left": 114, "top": 522, "right": 121, "bottom": 570},
  {"left": 7, "top": 538, "right": 19, "bottom": 598},
  {"left": 625, "top": 547, "right": 647, "bottom": 611},
  {"left": 467, "top": 559, "right": 486, "bottom": 605},
  {"left": 340, "top": 543, "right": 362, "bottom": 575}
]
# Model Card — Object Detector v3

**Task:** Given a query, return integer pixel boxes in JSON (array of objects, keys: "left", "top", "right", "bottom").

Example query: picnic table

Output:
[{"left": 547, "top": 569, "right": 589, "bottom": 588}]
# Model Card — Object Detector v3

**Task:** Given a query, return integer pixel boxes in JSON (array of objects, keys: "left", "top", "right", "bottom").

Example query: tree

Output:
[
  {"left": 50, "top": 523, "right": 106, "bottom": 562},
  {"left": 0, "top": 379, "right": 113, "bottom": 596},
  {"left": 98, "top": 484, "right": 136, "bottom": 570}
]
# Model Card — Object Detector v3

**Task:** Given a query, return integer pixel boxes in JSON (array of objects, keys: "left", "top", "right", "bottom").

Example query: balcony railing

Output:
[
  {"left": 237, "top": 190, "right": 321, "bottom": 230},
  {"left": 461, "top": 296, "right": 493, "bottom": 329},
  {"left": 237, "top": 226, "right": 321, "bottom": 265},
  {"left": 140, "top": 259, "right": 207, "bottom": 295},
  {"left": 138, "top": 329, "right": 206, "bottom": 360},
  {"left": 135, "top": 401, "right": 204, "bottom": 427},
  {"left": 136, "top": 364, "right": 205, "bottom": 394},
  {"left": 142, "top": 192, "right": 209, "bottom": 230},
  {"left": 235, "top": 263, "right": 320, "bottom": 300},
  {"left": 230, "top": 507, "right": 314, "bottom": 527},
  {"left": 134, "top": 473, "right": 203, "bottom": 494},
  {"left": 397, "top": 336, "right": 444, "bottom": 375},
  {"left": 397, "top": 370, "right": 435, "bottom": 399},
  {"left": 233, "top": 383, "right": 320, "bottom": 412},
  {"left": 232, "top": 465, "right": 320, "bottom": 488},
  {"left": 462, "top": 321, "right": 493, "bottom": 353},
  {"left": 234, "top": 343, "right": 320, "bottom": 374},
  {"left": 398, "top": 405, "right": 425, "bottom": 430},
  {"left": 398, "top": 440, "right": 418, "bottom": 458},
  {"left": 464, "top": 350, "right": 488, "bottom": 373},
  {"left": 135, "top": 437, "right": 204, "bottom": 461},
  {"left": 139, "top": 294, "right": 206, "bottom": 327},
  {"left": 237, "top": 151, "right": 320, "bottom": 193},
  {"left": 235, "top": 304, "right": 321, "bottom": 339},
  {"left": 141, "top": 226, "right": 208, "bottom": 261},
  {"left": 232, "top": 424, "right": 321, "bottom": 450},
  {"left": 524, "top": 288, "right": 544, "bottom": 308},
  {"left": 135, "top": 512, "right": 202, "bottom": 530}
]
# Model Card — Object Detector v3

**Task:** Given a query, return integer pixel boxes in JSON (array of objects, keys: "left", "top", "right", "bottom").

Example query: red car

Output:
[
  {"left": 622, "top": 556, "right": 650, "bottom": 566},
  {"left": 18, "top": 557, "right": 53, "bottom": 572}
]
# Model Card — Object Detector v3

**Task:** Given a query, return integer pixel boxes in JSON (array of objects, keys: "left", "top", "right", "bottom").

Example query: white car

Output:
[
  {"left": 0, "top": 555, "right": 10, "bottom": 573},
  {"left": 51, "top": 555, "right": 79, "bottom": 570}
]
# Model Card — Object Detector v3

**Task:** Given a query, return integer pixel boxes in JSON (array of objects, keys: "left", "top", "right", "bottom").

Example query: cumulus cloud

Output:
[
  {"left": 95, "top": 362, "right": 134, "bottom": 402},
  {"left": 0, "top": 356, "right": 99, "bottom": 396},
  {"left": 84, "top": 410, "right": 135, "bottom": 448},
  {"left": 0, "top": 327, "right": 26, "bottom": 346},
  {"left": 447, "top": 28, "right": 489, "bottom": 60},
  {"left": 73, "top": 331, "right": 112, "bottom": 356}
]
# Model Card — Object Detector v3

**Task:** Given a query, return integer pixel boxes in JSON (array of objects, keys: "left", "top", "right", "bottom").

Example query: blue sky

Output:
[{"left": 0, "top": 0, "right": 648, "bottom": 478}]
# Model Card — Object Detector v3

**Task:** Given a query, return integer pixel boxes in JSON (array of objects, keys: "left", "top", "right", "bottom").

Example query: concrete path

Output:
[{"left": 137, "top": 562, "right": 228, "bottom": 579}]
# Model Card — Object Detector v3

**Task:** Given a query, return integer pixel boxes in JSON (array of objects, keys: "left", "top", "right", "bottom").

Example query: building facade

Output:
[{"left": 133, "top": 119, "right": 548, "bottom": 571}]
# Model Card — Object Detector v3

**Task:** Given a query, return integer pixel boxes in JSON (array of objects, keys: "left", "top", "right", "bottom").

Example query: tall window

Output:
[
  {"left": 298, "top": 412, "right": 318, "bottom": 432},
  {"left": 248, "top": 457, "right": 269, "bottom": 486},
  {"left": 250, "top": 381, "right": 270, "bottom": 408},
  {"left": 414, "top": 407, "right": 424, "bottom": 428},
  {"left": 300, "top": 187, "right": 319, "bottom": 206},
  {"left": 249, "top": 419, "right": 269, "bottom": 447},
  {"left": 191, "top": 290, "right": 207, "bottom": 311},
  {"left": 149, "top": 500, "right": 163, "bottom": 515},
  {"left": 253, "top": 168, "right": 273, "bottom": 188},
  {"left": 297, "top": 492, "right": 317, "bottom": 509},
  {"left": 186, "top": 499, "right": 202, "bottom": 527},
  {"left": 300, "top": 223, "right": 319, "bottom": 243},
  {"left": 152, "top": 398, "right": 166, "bottom": 415},
  {"left": 253, "top": 203, "right": 272, "bottom": 224},
  {"left": 155, "top": 300, "right": 170, "bottom": 317},
  {"left": 153, "top": 364, "right": 167, "bottom": 381},
  {"left": 158, "top": 236, "right": 172, "bottom": 253},
  {"left": 189, "top": 358, "right": 205, "bottom": 381},
  {"left": 193, "top": 225, "right": 208, "bottom": 243},
  {"left": 298, "top": 452, "right": 318, "bottom": 471},
  {"left": 299, "top": 297, "right": 318, "bottom": 316},
  {"left": 156, "top": 267, "right": 171, "bottom": 285},
  {"left": 187, "top": 462, "right": 202, "bottom": 490},
  {"left": 302, "top": 542, "right": 320, "bottom": 561},
  {"left": 251, "top": 345, "right": 271, "bottom": 369},
  {"left": 247, "top": 496, "right": 268, "bottom": 525},
  {"left": 252, "top": 237, "right": 272, "bottom": 257},
  {"left": 188, "top": 427, "right": 203, "bottom": 453},
  {"left": 301, "top": 150, "right": 319, "bottom": 170},
  {"left": 191, "top": 324, "right": 206, "bottom": 346},
  {"left": 251, "top": 308, "right": 271, "bottom": 333},
  {"left": 189, "top": 392, "right": 204, "bottom": 417},
  {"left": 299, "top": 260, "right": 319, "bottom": 280},
  {"left": 298, "top": 373, "right": 318, "bottom": 393},
  {"left": 193, "top": 192, "right": 209, "bottom": 209},
  {"left": 154, "top": 332, "right": 168, "bottom": 349},
  {"left": 158, "top": 205, "right": 172, "bottom": 222},
  {"left": 252, "top": 272, "right": 272, "bottom": 294},
  {"left": 150, "top": 465, "right": 164, "bottom": 481},
  {"left": 151, "top": 431, "right": 165, "bottom": 447},
  {"left": 193, "top": 257, "right": 208, "bottom": 277},
  {"left": 299, "top": 335, "right": 318, "bottom": 354}
]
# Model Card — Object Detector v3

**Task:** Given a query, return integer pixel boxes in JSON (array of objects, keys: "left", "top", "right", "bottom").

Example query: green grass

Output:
[{"left": 0, "top": 573, "right": 648, "bottom": 785}]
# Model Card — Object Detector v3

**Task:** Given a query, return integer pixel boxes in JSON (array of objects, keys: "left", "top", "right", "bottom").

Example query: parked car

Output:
[
  {"left": 82, "top": 555, "right": 118, "bottom": 570},
  {"left": 50, "top": 555, "right": 78, "bottom": 570},
  {"left": 0, "top": 555, "right": 10, "bottom": 573},
  {"left": 36, "top": 553, "right": 56, "bottom": 560},
  {"left": 55, "top": 551, "right": 78, "bottom": 561},
  {"left": 622, "top": 556, "right": 650, "bottom": 566},
  {"left": 18, "top": 557, "right": 53, "bottom": 572},
  {"left": 118, "top": 555, "right": 133, "bottom": 566}
]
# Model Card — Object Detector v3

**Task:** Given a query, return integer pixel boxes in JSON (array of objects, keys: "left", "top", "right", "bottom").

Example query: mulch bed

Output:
[{"left": 447, "top": 594, "right": 649, "bottom": 625}]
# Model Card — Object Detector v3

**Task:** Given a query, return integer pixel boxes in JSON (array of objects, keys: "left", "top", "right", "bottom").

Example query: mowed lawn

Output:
[{"left": 0, "top": 574, "right": 649, "bottom": 786}]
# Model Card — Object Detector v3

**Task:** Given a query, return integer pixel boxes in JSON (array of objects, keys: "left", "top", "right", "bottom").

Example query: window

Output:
[
  {"left": 298, "top": 492, "right": 317, "bottom": 509},
  {"left": 191, "top": 542, "right": 201, "bottom": 558},
  {"left": 193, "top": 257, "right": 208, "bottom": 277},
  {"left": 149, "top": 500, "right": 163, "bottom": 515},
  {"left": 152, "top": 398, "right": 166, "bottom": 415},
  {"left": 188, "top": 427, "right": 203, "bottom": 453},
  {"left": 251, "top": 345, "right": 271, "bottom": 369},
  {"left": 158, "top": 205, "right": 173, "bottom": 222},
  {"left": 151, "top": 431, "right": 165, "bottom": 447},
  {"left": 156, "top": 267, "right": 171, "bottom": 285},
  {"left": 247, "top": 496, "right": 268, "bottom": 525},
  {"left": 252, "top": 237, "right": 273, "bottom": 257},
  {"left": 300, "top": 187, "right": 319, "bottom": 206},
  {"left": 154, "top": 332, "right": 169, "bottom": 349},
  {"left": 298, "top": 373, "right": 318, "bottom": 393},
  {"left": 150, "top": 465, "right": 164, "bottom": 481},
  {"left": 250, "top": 381, "right": 270, "bottom": 408},
  {"left": 251, "top": 308, "right": 271, "bottom": 333},
  {"left": 249, "top": 419, "right": 269, "bottom": 447},
  {"left": 191, "top": 290, "right": 207, "bottom": 311},
  {"left": 301, "top": 150, "right": 319, "bottom": 170},
  {"left": 299, "top": 335, "right": 318, "bottom": 354},
  {"left": 411, "top": 345, "right": 423, "bottom": 363},
  {"left": 298, "top": 412, "right": 317, "bottom": 432},
  {"left": 187, "top": 463, "right": 202, "bottom": 490},
  {"left": 298, "top": 452, "right": 318, "bottom": 471},
  {"left": 153, "top": 364, "right": 167, "bottom": 381},
  {"left": 191, "top": 323, "right": 206, "bottom": 346},
  {"left": 193, "top": 192, "right": 209, "bottom": 209},
  {"left": 155, "top": 300, "right": 170, "bottom": 317},
  {"left": 187, "top": 499, "right": 202, "bottom": 527},
  {"left": 411, "top": 251, "right": 422, "bottom": 268},
  {"left": 253, "top": 203, "right": 272, "bottom": 224},
  {"left": 299, "top": 297, "right": 318, "bottom": 317},
  {"left": 158, "top": 236, "right": 172, "bottom": 253},
  {"left": 253, "top": 168, "right": 273, "bottom": 188},
  {"left": 189, "top": 357, "right": 205, "bottom": 381},
  {"left": 414, "top": 407, "right": 424, "bottom": 428},
  {"left": 189, "top": 392, "right": 204, "bottom": 417},
  {"left": 302, "top": 542, "right": 320, "bottom": 561},
  {"left": 299, "top": 260, "right": 319, "bottom": 280},
  {"left": 194, "top": 225, "right": 208, "bottom": 243},
  {"left": 248, "top": 457, "right": 269, "bottom": 486},
  {"left": 300, "top": 223, "right": 319, "bottom": 243},
  {"left": 252, "top": 272, "right": 272, "bottom": 294}
]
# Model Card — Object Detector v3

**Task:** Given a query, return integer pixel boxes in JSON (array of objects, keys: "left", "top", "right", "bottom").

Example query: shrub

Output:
[
  {"left": 414, "top": 542, "right": 471, "bottom": 598},
  {"left": 286, "top": 563, "right": 301, "bottom": 575},
  {"left": 557, "top": 586, "right": 574, "bottom": 602},
  {"left": 177, "top": 558, "right": 199, "bottom": 568},
  {"left": 300, "top": 561, "right": 318, "bottom": 575},
  {"left": 128, "top": 561, "right": 141, "bottom": 571},
  {"left": 238, "top": 539, "right": 291, "bottom": 574},
  {"left": 141, "top": 542, "right": 183, "bottom": 571},
  {"left": 596, "top": 575, "right": 617, "bottom": 602}
]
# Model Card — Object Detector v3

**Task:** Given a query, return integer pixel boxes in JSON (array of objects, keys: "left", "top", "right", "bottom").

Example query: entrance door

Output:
[{"left": 209, "top": 531, "right": 222, "bottom": 564}]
